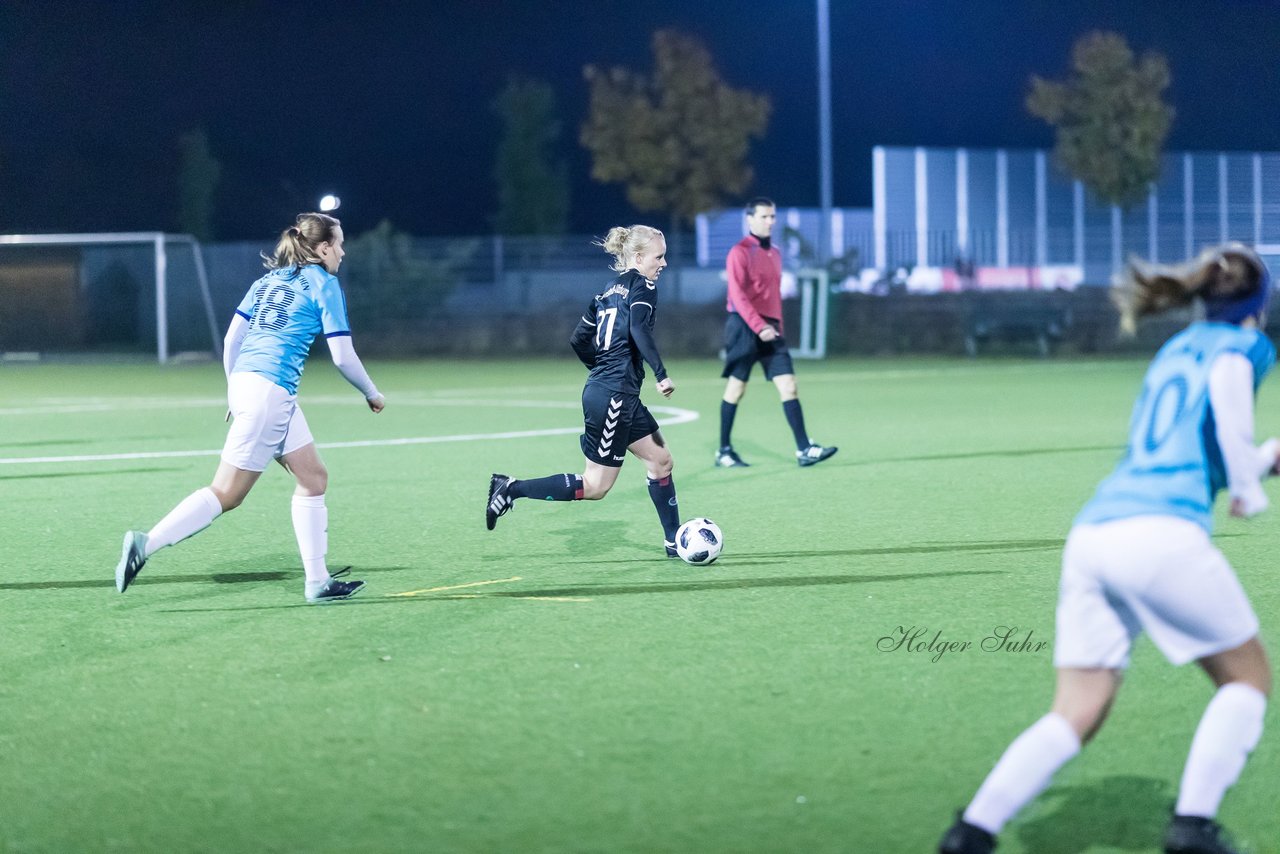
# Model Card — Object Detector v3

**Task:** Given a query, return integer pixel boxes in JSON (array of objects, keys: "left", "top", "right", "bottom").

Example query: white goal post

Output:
[
  {"left": 793, "top": 268, "right": 829, "bottom": 359},
  {"left": 0, "top": 232, "right": 219, "bottom": 363}
]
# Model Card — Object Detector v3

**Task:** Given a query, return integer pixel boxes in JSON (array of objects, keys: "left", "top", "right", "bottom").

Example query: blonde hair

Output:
[
  {"left": 1112, "top": 242, "right": 1268, "bottom": 334},
  {"left": 596, "top": 225, "right": 664, "bottom": 273},
  {"left": 261, "top": 212, "right": 341, "bottom": 270}
]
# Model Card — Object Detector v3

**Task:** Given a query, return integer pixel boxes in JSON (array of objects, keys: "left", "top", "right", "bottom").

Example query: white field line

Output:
[
  {"left": 1, "top": 361, "right": 1124, "bottom": 418},
  {"left": 424, "top": 361, "right": 1123, "bottom": 396},
  {"left": 0, "top": 400, "right": 699, "bottom": 465},
  {"left": 0, "top": 396, "right": 604, "bottom": 417}
]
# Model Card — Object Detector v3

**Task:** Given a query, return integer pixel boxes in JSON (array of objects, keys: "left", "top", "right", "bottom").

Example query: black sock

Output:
[
  {"left": 509, "top": 473, "right": 583, "bottom": 501},
  {"left": 782, "top": 399, "right": 810, "bottom": 451},
  {"left": 719, "top": 401, "right": 738, "bottom": 449},
  {"left": 647, "top": 475, "right": 680, "bottom": 542}
]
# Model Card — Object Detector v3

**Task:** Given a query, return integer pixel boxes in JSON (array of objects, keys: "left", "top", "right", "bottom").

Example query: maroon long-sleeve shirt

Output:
[{"left": 725, "top": 235, "right": 784, "bottom": 334}]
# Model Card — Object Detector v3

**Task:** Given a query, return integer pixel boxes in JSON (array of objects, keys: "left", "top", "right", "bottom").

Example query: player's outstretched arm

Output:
[
  {"left": 222, "top": 313, "right": 250, "bottom": 378},
  {"left": 628, "top": 303, "right": 669, "bottom": 388},
  {"left": 569, "top": 313, "right": 597, "bottom": 368},
  {"left": 221, "top": 313, "right": 252, "bottom": 421},
  {"left": 325, "top": 335, "right": 384, "bottom": 413},
  {"left": 1210, "top": 352, "right": 1267, "bottom": 516}
]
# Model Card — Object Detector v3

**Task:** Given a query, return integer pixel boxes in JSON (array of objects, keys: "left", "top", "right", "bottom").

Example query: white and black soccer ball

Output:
[{"left": 675, "top": 518, "right": 723, "bottom": 566}]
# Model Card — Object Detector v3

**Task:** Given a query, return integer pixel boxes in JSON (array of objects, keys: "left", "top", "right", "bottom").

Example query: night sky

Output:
[{"left": 4, "top": 0, "right": 1280, "bottom": 240}]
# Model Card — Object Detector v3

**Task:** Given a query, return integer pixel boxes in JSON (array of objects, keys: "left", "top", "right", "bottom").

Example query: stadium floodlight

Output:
[
  {"left": 0, "top": 232, "right": 218, "bottom": 364},
  {"left": 319, "top": 194, "right": 341, "bottom": 212}
]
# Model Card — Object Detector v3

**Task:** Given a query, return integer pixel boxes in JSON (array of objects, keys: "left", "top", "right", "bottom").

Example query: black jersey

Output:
[{"left": 569, "top": 269, "right": 668, "bottom": 395}]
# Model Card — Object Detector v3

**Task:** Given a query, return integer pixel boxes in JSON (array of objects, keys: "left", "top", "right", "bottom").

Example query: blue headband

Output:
[{"left": 1204, "top": 255, "right": 1272, "bottom": 325}]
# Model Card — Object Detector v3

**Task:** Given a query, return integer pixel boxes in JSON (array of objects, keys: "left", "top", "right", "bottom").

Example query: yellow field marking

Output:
[{"left": 387, "top": 576, "right": 522, "bottom": 598}]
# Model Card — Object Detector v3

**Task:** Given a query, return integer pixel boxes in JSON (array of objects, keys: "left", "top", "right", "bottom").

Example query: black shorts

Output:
[
  {"left": 721, "top": 313, "right": 795, "bottom": 381},
  {"left": 579, "top": 384, "right": 659, "bottom": 467}
]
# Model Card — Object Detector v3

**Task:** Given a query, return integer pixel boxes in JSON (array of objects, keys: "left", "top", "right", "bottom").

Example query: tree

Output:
[
  {"left": 343, "top": 220, "right": 477, "bottom": 328},
  {"left": 492, "top": 76, "right": 570, "bottom": 235},
  {"left": 176, "top": 128, "right": 221, "bottom": 241},
  {"left": 581, "top": 29, "right": 771, "bottom": 226},
  {"left": 1027, "top": 31, "right": 1174, "bottom": 208}
]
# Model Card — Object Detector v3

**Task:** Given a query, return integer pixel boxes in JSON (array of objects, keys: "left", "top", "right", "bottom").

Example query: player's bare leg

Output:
[
  {"left": 210, "top": 460, "right": 263, "bottom": 510},
  {"left": 278, "top": 443, "right": 327, "bottom": 497},
  {"left": 579, "top": 459, "right": 622, "bottom": 500},
  {"left": 771, "top": 373, "right": 798, "bottom": 402}
]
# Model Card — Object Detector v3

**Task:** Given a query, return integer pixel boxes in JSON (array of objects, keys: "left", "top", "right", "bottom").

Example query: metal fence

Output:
[
  {"left": 874, "top": 146, "right": 1280, "bottom": 282},
  {"left": 8, "top": 223, "right": 1277, "bottom": 358}
]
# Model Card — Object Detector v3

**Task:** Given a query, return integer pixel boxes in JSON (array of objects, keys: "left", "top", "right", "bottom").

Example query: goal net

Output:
[{"left": 0, "top": 232, "right": 219, "bottom": 363}]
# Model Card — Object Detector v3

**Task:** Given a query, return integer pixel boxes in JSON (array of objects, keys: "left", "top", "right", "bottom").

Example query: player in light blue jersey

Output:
[
  {"left": 114, "top": 213, "right": 385, "bottom": 603},
  {"left": 942, "top": 244, "right": 1277, "bottom": 854}
]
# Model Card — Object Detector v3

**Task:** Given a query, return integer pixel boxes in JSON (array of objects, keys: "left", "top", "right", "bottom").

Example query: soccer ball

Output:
[{"left": 675, "top": 518, "right": 723, "bottom": 566}]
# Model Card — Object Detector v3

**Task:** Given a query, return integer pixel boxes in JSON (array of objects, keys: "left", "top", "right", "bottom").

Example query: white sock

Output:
[
  {"left": 964, "top": 712, "right": 1081, "bottom": 834},
  {"left": 292, "top": 494, "right": 329, "bottom": 586},
  {"left": 1175, "top": 682, "right": 1266, "bottom": 818},
  {"left": 145, "top": 487, "right": 223, "bottom": 556}
]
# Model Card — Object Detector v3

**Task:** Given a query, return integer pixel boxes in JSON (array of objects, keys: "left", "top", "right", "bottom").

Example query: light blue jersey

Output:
[
  {"left": 232, "top": 264, "right": 351, "bottom": 394},
  {"left": 1076, "top": 322, "right": 1275, "bottom": 532}
]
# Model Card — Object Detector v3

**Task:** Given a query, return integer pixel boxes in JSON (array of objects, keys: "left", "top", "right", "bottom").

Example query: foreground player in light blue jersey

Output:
[
  {"left": 942, "top": 244, "right": 1277, "bottom": 854},
  {"left": 115, "top": 213, "right": 385, "bottom": 603}
]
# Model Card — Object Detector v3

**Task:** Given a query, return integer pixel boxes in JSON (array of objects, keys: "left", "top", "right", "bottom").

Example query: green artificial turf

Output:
[{"left": 1, "top": 356, "right": 1276, "bottom": 853}]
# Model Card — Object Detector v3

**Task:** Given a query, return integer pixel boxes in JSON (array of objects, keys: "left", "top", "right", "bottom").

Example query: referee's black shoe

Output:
[
  {"left": 1164, "top": 815, "right": 1241, "bottom": 854},
  {"left": 797, "top": 443, "right": 838, "bottom": 467},
  {"left": 486, "top": 474, "right": 515, "bottom": 530},
  {"left": 714, "top": 446, "right": 750, "bottom": 467}
]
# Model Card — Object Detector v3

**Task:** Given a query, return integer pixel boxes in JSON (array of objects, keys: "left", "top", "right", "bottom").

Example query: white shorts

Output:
[
  {"left": 1054, "top": 515, "right": 1259, "bottom": 669},
  {"left": 221, "top": 372, "right": 315, "bottom": 472}
]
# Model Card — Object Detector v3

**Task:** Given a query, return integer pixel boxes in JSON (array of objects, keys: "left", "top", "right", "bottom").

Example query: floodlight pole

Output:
[{"left": 816, "top": 0, "right": 833, "bottom": 267}]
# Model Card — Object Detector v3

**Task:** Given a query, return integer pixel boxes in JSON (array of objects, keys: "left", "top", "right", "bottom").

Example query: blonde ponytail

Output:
[
  {"left": 596, "top": 224, "right": 664, "bottom": 273},
  {"left": 262, "top": 212, "right": 341, "bottom": 270}
]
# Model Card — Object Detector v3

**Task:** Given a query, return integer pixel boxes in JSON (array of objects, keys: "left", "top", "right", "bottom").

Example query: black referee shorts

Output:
[
  {"left": 721, "top": 313, "right": 795, "bottom": 381},
  {"left": 579, "top": 384, "right": 660, "bottom": 467}
]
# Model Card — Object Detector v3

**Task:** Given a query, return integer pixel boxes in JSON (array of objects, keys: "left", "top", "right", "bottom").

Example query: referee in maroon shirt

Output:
[{"left": 716, "top": 197, "right": 837, "bottom": 468}]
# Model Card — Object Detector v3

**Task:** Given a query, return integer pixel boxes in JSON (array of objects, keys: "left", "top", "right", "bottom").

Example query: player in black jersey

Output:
[{"left": 486, "top": 225, "right": 683, "bottom": 556}]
